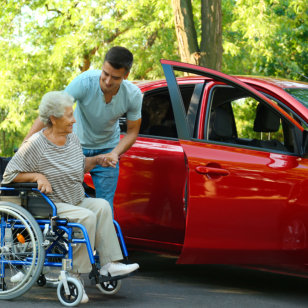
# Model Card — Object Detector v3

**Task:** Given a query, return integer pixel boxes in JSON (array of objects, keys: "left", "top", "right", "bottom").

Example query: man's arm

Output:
[
  {"left": 24, "top": 117, "right": 45, "bottom": 141},
  {"left": 104, "top": 118, "right": 141, "bottom": 167}
]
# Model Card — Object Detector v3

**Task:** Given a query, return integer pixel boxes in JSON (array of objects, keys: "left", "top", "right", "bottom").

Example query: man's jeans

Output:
[{"left": 83, "top": 148, "right": 119, "bottom": 213}]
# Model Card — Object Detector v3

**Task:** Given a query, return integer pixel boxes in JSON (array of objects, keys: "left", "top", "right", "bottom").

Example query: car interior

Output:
[
  {"left": 206, "top": 85, "right": 296, "bottom": 153},
  {"left": 120, "top": 81, "right": 297, "bottom": 154},
  {"left": 128, "top": 85, "right": 196, "bottom": 138},
  {"left": 139, "top": 86, "right": 197, "bottom": 138}
]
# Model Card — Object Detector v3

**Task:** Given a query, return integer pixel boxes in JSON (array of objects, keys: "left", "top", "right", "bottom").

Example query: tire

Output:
[
  {"left": 37, "top": 274, "right": 47, "bottom": 287},
  {"left": 57, "top": 277, "right": 83, "bottom": 307},
  {"left": 96, "top": 279, "right": 122, "bottom": 295},
  {"left": 0, "top": 202, "right": 45, "bottom": 300}
]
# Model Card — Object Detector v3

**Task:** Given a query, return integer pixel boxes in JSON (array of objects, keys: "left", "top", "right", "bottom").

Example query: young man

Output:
[{"left": 25, "top": 46, "right": 142, "bottom": 211}]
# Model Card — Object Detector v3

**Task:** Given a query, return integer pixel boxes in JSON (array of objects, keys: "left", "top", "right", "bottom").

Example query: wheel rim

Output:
[
  {"left": 0, "top": 203, "right": 45, "bottom": 300},
  {"left": 57, "top": 278, "right": 83, "bottom": 306},
  {"left": 96, "top": 278, "right": 122, "bottom": 295},
  {"left": 59, "top": 281, "right": 80, "bottom": 303},
  {"left": 0, "top": 207, "right": 37, "bottom": 293}
]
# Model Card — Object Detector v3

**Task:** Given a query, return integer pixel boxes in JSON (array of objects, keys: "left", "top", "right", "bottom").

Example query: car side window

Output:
[
  {"left": 263, "top": 92, "right": 308, "bottom": 131},
  {"left": 207, "top": 86, "right": 296, "bottom": 154},
  {"left": 139, "top": 93, "right": 177, "bottom": 137},
  {"left": 138, "top": 85, "right": 195, "bottom": 138}
]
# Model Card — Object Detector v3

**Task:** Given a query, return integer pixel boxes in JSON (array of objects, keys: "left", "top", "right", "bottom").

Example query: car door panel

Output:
[
  {"left": 161, "top": 60, "right": 308, "bottom": 265},
  {"left": 178, "top": 141, "right": 308, "bottom": 264},
  {"left": 114, "top": 136, "right": 186, "bottom": 253}
]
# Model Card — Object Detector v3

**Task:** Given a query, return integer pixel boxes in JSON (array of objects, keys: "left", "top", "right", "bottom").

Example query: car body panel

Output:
[
  {"left": 114, "top": 137, "right": 186, "bottom": 253},
  {"left": 178, "top": 140, "right": 308, "bottom": 265}
]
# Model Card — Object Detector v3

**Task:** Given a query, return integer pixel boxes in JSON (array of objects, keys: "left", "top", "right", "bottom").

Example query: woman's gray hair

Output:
[{"left": 39, "top": 91, "right": 74, "bottom": 126}]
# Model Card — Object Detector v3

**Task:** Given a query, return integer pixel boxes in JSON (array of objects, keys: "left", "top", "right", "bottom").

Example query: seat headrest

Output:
[
  {"left": 209, "top": 107, "right": 233, "bottom": 139},
  {"left": 253, "top": 103, "right": 280, "bottom": 133}
]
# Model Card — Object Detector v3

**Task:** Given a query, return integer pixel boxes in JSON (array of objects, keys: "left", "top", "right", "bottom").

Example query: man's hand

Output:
[
  {"left": 103, "top": 152, "right": 118, "bottom": 167},
  {"left": 36, "top": 174, "right": 52, "bottom": 194},
  {"left": 96, "top": 153, "right": 118, "bottom": 168}
]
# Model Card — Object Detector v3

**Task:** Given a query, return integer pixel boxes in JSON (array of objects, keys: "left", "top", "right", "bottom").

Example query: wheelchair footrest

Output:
[
  {"left": 89, "top": 269, "right": 130, "bottom": 284},
  {"left": 99, "top": 273, "right": 130, "bottom": 283}
]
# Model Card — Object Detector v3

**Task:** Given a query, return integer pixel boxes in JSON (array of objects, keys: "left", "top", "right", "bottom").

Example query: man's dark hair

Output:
[{"left": 104, "top": 46, "right": 133, "bottom": 73}]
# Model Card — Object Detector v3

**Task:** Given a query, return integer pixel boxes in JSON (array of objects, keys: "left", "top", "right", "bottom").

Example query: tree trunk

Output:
[
  {"left": 171, "top": 0, "right": 200, "bottom": 65},
  {"left": 171, "top": 0, "right": 222, "bottom": 70},
  {"left": 200, "top": 0, "right": 222, "bottom": 70}
]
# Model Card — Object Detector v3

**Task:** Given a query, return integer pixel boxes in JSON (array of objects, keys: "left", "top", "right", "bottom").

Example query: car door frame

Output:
[{"left": 161, "top": 59, "right": 304, "bottom": 147}]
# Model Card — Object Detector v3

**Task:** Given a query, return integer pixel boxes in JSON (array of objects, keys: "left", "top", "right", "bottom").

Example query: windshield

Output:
[{"left": 284, "top": 88, "right": 308, "bottom": 108}]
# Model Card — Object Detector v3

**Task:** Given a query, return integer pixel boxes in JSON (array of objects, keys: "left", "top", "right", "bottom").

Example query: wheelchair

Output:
[{"left": 0, "top": 182, "right": 130, "bottom": 306}]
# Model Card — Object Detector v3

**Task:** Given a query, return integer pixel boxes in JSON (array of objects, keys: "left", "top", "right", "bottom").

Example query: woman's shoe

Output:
[{"left": 100, "top": 262, "right": 139, "bottom": 277}]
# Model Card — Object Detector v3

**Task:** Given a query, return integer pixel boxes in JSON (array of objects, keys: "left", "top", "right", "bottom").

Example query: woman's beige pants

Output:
[{"left": 55, "top": 198, "right": 123, "bottom": 273}]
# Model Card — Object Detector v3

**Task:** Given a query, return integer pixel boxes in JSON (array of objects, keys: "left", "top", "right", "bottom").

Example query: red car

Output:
[{"left": 84, "top": 60, "right": 308, "bottom": 274}]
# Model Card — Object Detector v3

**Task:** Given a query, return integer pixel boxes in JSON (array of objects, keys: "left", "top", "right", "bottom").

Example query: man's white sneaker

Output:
[
  {"left": 10, "top": 271, "right": 25, "bottom": 283},
  {"left": 100, "top": 262, "right": 139, "bottom": 277}
]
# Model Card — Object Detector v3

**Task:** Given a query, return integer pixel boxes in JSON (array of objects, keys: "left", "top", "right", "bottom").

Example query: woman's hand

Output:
[
  {"left": 36, "top": 174, "right": 52, "bottom": 194},
  {"left": 13, "top": 172, "right": 53, "bottom": 194},
  {"left": 84, "top": 153, "right": 119, "bottom": 173},
  {"left": 97, "top": 153, "right": 118, "bottom": 168}
]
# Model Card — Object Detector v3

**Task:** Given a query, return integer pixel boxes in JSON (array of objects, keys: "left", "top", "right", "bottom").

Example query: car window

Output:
[
  {"left": 138, "top": 85, "right": 195, "bottom": 138},
  {"left": 284, "top": 88, "right": 308, "bottom": 107},
  {"left": 262, "top": 92, "right": 308, "bottom": 131},
  {"left": 206, "top": 85, "right": 296, "bottom": 154}
]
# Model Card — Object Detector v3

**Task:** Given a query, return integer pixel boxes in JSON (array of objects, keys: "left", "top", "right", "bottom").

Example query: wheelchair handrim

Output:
[{"left": 0, "top": 206, "right": 38, "bottom": 294}]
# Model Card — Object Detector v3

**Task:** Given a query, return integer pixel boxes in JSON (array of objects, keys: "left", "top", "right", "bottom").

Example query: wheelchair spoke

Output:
[{"left": 0, "top": 203, "right": 44, "bottom": 300}]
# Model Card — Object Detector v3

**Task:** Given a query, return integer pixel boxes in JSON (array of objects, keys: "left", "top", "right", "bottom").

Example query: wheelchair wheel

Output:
[
  {"left": 0, "top": 202, "right": 45, "bottom": 300},
  {"left": 57, "top": 277, "right": 83, "bottom": 307},
  {"left": 96, "top": 279, "right": 122, "bottom": 295},
  {"left": 37, "top": 274, "right": 47, "bottom": 287}
]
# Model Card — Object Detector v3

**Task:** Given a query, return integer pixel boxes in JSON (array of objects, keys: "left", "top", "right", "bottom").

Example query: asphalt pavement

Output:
[{"left": 2, "top": 251, "right": 308, "bottom": 307}]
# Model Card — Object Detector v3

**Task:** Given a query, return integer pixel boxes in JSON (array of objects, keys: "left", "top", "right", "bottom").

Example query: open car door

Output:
[{"left": 161, "top": 60, "right": 308, "bottom": 266}]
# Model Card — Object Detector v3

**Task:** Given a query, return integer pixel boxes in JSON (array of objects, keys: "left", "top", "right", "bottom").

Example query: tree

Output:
[
  {"left": 0, "top": 0, "right": 307, "bottom": 156},
  {"left": 0, "top": 0, "right": 178, "bottom": 155},
  {"left": 222, "top": 0, "right": 308, "bottom": 80},
  {"left": 171, "top": 0, "right": 222, "bottom": 70}
]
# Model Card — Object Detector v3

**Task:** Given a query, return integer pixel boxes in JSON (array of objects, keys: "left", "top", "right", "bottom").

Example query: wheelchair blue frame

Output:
[
  {"left": 0, "top": 186, "right": 128, "bottom": 263},
  {"left": 0, "top": 183, "right": 130, "bottom": 304}
]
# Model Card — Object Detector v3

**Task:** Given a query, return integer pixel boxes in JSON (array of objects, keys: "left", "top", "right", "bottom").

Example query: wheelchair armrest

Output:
[{"left": 1, "top": 182, "right": 38, "bottom": 189}]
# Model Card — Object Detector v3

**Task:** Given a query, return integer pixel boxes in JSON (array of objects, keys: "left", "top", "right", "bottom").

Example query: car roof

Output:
[
  {"left": 133, "top": 75, "right": 308, "bottom": 123},
  {"left": 134, "top": 75, "right": 308, "bottom": 91},
  {"left": 234, "top": 76, "right": 308, "bottom": 89}
]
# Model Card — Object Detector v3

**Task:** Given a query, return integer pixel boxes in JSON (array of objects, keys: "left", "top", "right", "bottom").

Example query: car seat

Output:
[
  {"left": 208, "top": 106, "right": 237, "bottom": 143},
  {"left": 253, "top": 103, "right": 286, "bottom": 151}
]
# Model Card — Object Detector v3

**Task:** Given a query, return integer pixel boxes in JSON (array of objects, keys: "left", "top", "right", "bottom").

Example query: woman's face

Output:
[{"left": 51, "top": 106, "right": 76, "bottom": 134}]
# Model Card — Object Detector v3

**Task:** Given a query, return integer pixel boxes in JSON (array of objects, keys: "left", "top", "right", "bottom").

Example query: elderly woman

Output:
[{"left": 2, "top": 91, "right": 139, "bottom": 303}]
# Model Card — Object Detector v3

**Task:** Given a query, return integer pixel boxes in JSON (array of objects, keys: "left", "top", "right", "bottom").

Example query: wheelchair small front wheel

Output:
[
  {"left": 57, "top": 277, "right": 83, "bottom": 307},
  {"left": 37, "top": 274, "right": 46, "bottom": 287},
  {"left": 96, "top": 279, "right": 122, "bottom": 295}
]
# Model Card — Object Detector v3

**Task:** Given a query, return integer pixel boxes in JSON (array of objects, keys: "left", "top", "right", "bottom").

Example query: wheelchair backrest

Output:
[{"left": 0, "top": 156, "right": 11, "bottom": 182}]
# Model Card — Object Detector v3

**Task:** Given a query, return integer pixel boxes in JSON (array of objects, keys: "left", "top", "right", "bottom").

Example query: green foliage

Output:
[
  {"left": 0, "top": 0, "right": 178, "bottom": 155},
  {"left": 0, "top": 0, "right": 306, "bottom": 156},
  {"left": 222, "top": 0, "right": 308, "bottom": 80},
  {"left": 232, "top": 97, "right": 284, "bottom": 142}
]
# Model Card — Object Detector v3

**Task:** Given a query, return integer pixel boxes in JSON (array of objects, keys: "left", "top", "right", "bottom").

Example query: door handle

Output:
[{"left": 195, "top": 166, "right": 230, "bottom": 176}]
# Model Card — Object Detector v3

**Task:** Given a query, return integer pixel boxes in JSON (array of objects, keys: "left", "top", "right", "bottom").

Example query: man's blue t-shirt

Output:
[{"left": 65, "top": 70, "right": 142, "bottom": 150}]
